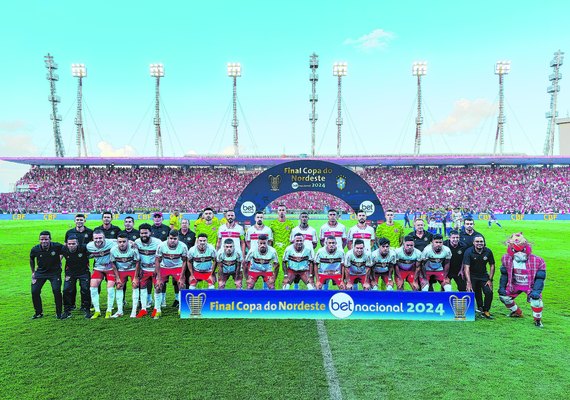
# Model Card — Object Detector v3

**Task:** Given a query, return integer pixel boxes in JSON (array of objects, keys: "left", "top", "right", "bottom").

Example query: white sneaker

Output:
[
  {"left": 111, "top": 312, "right": 123, "bottom": 319},
  {"left": 130, "top": 311, "right": 137, "bottom": 318}
]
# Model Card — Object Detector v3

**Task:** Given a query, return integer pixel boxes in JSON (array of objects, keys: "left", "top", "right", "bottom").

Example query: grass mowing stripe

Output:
[{"left": 316, "top": 319, "right": 343, "bottom": 400}]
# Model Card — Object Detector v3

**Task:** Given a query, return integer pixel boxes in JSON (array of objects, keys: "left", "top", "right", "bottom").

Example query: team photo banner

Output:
[{"left": 180, "top": 290, "right": 475, "bottom": 321}]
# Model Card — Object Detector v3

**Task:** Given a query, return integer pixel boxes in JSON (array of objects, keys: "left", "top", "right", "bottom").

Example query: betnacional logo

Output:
[
  {"left": 292, "top": 182, "right": 299, "bottom": 190},
  {"left": 359, "top": 200, "right": 375, "bottom": 216},
  {"left": 268, "top": 175, "right": 281, "bottom": 191},
  {"left": 240, "top": 201, "right": 257, "bottom": 217},
  {"left": 329, "top": 292, "right": 354, "bottom": 319},
  {"left": 336, "top": 175, "right": 346, "bottom": 190}
]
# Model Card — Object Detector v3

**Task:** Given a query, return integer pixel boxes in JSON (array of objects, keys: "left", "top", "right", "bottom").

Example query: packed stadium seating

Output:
[{"left": 1, "top": 165, "right": 569, "bottom": 214}]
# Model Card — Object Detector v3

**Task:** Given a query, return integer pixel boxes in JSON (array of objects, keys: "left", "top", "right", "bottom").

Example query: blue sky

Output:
[{"left": 1, "top": 1, "right": 569, "bottom": 190}]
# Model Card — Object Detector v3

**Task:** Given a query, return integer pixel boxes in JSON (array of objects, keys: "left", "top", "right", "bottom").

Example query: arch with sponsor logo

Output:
[{"left": 234, "top": 160, "right": 385, "bottom": 224}]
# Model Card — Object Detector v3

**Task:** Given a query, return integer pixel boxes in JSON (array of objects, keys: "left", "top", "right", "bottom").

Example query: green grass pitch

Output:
[{"left": 0, "top": 219, "right": 568, "bottom": 400}]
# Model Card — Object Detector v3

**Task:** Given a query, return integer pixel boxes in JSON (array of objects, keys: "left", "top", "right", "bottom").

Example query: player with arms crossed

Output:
[
  {"left": 152, "top": 229, "right": 188, "bottom": 319},
  {"left": 244, "top": 235, "right": 279, "bottom": 289},
  {"left": 369, "top": 238, "right": 396, "bottom": 291},
  {"left": 498, "top": 233, "right": 546, "bottom": 328},
  {"left": 133, "top": 223, "right": 162, "bottom": 318},
  {"left": 282, "top": 233, "right": 315, "bottom": 290},
  {"left": 394, "top": 235, "right": 422, "bottom": 291},
  {"left": 186, "top": 233, "right": 217, "bottom": 289},
  {"left": 419, "top": 234, "right": 452, "bottom": 292},
  {"left": 109, "top": 233, "right": 140, "bottom": 318},
  {"left": 217, "top": 239, "right": 243, "bottom": 289},
  {"left": 344, "top": 239, "right": 371, "bottom": 290},
  {"left": 347, "top": 209, "right": 375, "bottom": 251},
  {"left": 314, "top": 236, "right": 346, "bottom": 290}
]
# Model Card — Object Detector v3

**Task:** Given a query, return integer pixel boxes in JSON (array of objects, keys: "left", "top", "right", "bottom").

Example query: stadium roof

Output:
[{"left": 1, "top": 155, "right": 570, "bottom": 167}]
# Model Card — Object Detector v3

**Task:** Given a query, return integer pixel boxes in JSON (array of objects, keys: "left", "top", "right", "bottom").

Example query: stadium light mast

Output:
[
  {"left": 412, "top": 61, "right": 427, "bottom": 156},
  {"left": 71, "top": 64, "right": 87, "bottom": 157},
  {"left": 494, "top": 60, "right": 511, "bottom": 155},
  {"left": 150, "top": 63, "right": 164, "bottom": 157},
  {"left": 45, "top": 53, "right": 65, "bottom": 157},
  {"left": 333, "top": 61, "right": 347, "bottom": 157},
  {"left": 309, "top": 53, "right": 319, "bottom": 156},
  {"left": 227, "top": 62, "right": 241, "bottom": 156},
  {"left": 544, "top": 50, "right": 564, "bottom": 156}
]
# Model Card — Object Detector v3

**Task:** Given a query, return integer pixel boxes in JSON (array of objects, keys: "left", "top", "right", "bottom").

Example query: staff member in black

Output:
[
  {"left": 30, "top": 231, "right": 64, "bottom": 319},
  {"left": 463, "top": 235, "right": 495, "bottom": 319},
  {"left": 443, "top": 230, "right": 467, "bottom": 291},
  {"left": 121, "top": 215, "right": 140, "bottom": 241},
  {"left": 65, "top": 213, "right": 93, "bottom": 245},
  {"left": 95, "top": 211, "right": 121, "bottom": 239},
  {"left": 459, "top": 218, "right": 484, "bottom": 249},
  {"left": 150, "top": 212, "right": 170, "bottom": 241},
  {"left": 61, "top": 235, "right": 91, "bottom": 319},
  {"left": 410, "top": 218, "right": 433, "bottom": 252}
]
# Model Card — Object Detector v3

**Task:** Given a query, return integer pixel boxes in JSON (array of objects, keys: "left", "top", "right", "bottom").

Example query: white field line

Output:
[{"left": 316, "top": 319, "right": 343, "bottom": 400}]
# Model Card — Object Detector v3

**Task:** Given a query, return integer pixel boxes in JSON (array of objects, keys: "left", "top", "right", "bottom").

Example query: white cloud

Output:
[
  {"left": 344, "top": 29, "right": 395, "bottom": 51},
  {"left": 97, "top": 141, "right": 137, "bottom": 157},
  {"left": 426, "top": 99, "right": 497, "bottom": 135},
  {"left": 0, "top": 133, "right": 39, "bottom": 156}
]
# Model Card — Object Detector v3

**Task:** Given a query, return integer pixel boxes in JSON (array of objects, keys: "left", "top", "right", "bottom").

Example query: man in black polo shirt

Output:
[
  {"left": 459, "top": 218, "right": 484, "bottom": 249},
  {"left": 61, "top": 235, "right": 91, "bottom": 319},
  {"left": 30, "top": 231, "right": 64, "bottom": 319},
  {"left": 65, "top": 213, "right": 93, "bottom": 245},
  {"left": 178, "top": 218, "right": 196, "bottom": 249},
  {"left": 95, "top": 211, "right": 121, "bottom": 239},
  {"left": 463, "top": 235, "right": 495, "bottom": 319},
  {"left": 410, "top": 218, "right": 433, "bottom": 252},
  {"left": 443, "top": 230, "right": 467, "bottom": 291},
  {"left": 150, "top": 212, "right": 170, "bottom": 241},
  {"left": 121, "top": 215, "right": 140, "bottom": 241}
]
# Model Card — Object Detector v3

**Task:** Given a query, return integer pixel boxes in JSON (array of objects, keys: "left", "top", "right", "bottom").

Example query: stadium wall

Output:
[{"left": 2, "top": 213, "right": 568, "bottom": 221}]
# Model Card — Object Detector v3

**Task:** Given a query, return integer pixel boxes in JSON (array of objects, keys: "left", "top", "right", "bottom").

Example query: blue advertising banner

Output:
[
  {"left": 180, "top": 290, "right": 475, "bottom": 321},
  {"left": 234, "top": 160, "right": 385, "bottom": 224}
]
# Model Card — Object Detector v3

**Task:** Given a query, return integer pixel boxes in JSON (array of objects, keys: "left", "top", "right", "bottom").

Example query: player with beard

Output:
[
  {"left": 152, "top": 230, "right": 188, "bottom": 319},
  {"left": 120, "top": 216, "right": 139, "bottom": 241},
  {"left": 463, "top": 235, "right": 496, "bottom": 319},
  {"left": 246, "top": 211, "right": 273, "bottom": 252},
  {"left": 86, "top": 230, "right": 120, "bottom": 319},
  {"left": 394, "top": 236, "right": 422, "bottom": 291},
  {"left": 217, "top": 239, "right": 243, "bottom": 289},
  {"left": 314, "top": 236, "right": 346, "bottom": 290},
  {"left": 195, "top": 208, "right": 220, "bottom": 247},
  {"left": 244, "top": 235, "right": 279, "bottom": 289},
  {"left": 282, "top": 233, "right": 315, "bottom": 290},
  {"left": 109, "top": 233, "right": 139, "bottom": 318},
  {"left": 187, "top": 233, "right": 217, "bottom": 289},
  {"left": 344, "top": 239, "right": 371, "bottom": 290},
  {"left": 498, "top": 233, "right": 546, "bottom": 328},
  {"left": 217, "top": 210, "right": 245, "bottom": 255},
  {"left": 369, "top": 238, "right": 396, "bottom": 291},
  {"left": 419, "top": 234, "right": 452, "bottom": 292},
  {"left": 347, "top": 209, "right": 375, "bottom": 251},
  {"left": 443, "top": 230, "right": 467, "bottom": 291},
  {"left": 133, "top": 224, "right": 162, "bottom": 318},
  {"left": 459, "top": 218, "right": 484, "bottom": 248}
]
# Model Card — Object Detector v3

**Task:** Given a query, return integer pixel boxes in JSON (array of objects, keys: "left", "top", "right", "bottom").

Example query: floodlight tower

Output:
[
  {"left": 333, "top": 62, "right": 347, "bottom": 156},
  {"left": 494, "top": 60, "right": 511, "bottom": 154},
  {"left": 45, "top": 53, "right": 65, "bottom": 157},
  {"left": 309, "top": 53, "right": 319, "bottom": 156},
  {"left": 71, "top": 64, "right": 87, "bottom": 157},
  {"left": 227, "top": 62, "right": 241, "bottom": 156},
  {"left": 412, "top": 61, "right": 427, "bottom": 156},
  {"left": 544, "top": 50, "right": 564, "bottom": 155},
  {"left": 150, "top": 63, "right": 164, "bottom": 157}
]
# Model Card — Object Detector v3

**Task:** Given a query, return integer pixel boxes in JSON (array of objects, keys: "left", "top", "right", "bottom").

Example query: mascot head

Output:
[{"left": 506, "top": 232, "right": 532, "bottom": 257}]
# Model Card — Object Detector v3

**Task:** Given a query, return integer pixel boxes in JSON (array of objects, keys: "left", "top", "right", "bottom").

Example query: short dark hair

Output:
[
  {"left": 404, "top": 235, "right": 415, "bottom": 242},
  {"left": 169, "top": 229, "right": 180, "bottom": 237},
  {"left": 124, "top": 216, "right": 134, "bottom": 223},
  {"left": 66, "top": 234, "right": 78, "bottom": 242},
  {"left": 449, "top": 230, "right": 459, "bottom": 236},
  {"left": 464, "top": 217, "right": 474, "bottom": 223},
  {"left": 197, "top": 233, "right": 208, "bottom": 239},
  {"left": 433, "top": 234, "right": 443, "bottom": 241},
  {"left": 326, "top": 235, "right": 336, "bottom": 242},
  {"left": 117, "top": 232, "right": 128, "bottom": 240},
  {"left": 39, "top": 230, "right": 51, "bottom": 238},
  {"left": 378, "top": 237, "right": 390, "bottom": 247},
  {"left": 255, "top": 211, "right": 264, "bottom": 216},
  {"left": 139, "top": 223, "right": 152, "bottom": 231},
  {"left": 328, "top": 209, "right": 337, "bottom": 214},
  {"left": 93, "top": 229, "right": 104, "bottom": 236},
  {"left": 223, "top": 238, "right": 234, "bottom": 245},
  {"left": 293, "top": 233, "right": 304, "bottom": 239},
  {"left": 300, "top": 211, "right": 308, "bottom": 216},
  {"left": 75, "top": 213, "right": 86, "bottom": 219},
  {"left": 258, "top": 234, "right": 268, "bottom": 241},
  {"left": 353, "top": 239, "right": 365, "bottom": 246},
  {"left": 102, "top": 211, "right": 113, "bottom": 218},
  {"left": 356, "top": 209, "right": 366, "bottom": 215},
  {"left": 203, "top": 207, "right": 214, "bottom": 213}
]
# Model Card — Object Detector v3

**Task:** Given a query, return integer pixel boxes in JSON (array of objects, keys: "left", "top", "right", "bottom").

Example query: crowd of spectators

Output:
[{"left": 1, "top": 165, "right": 568, "bottom": 214}]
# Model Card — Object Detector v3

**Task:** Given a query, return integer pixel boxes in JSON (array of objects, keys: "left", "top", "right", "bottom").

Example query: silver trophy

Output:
[
  {"left": 449, "top": 295, "right": 471, "bottom": 320},
  {"left": 185, "top": 292, "right": 207, "bottom": 318}
]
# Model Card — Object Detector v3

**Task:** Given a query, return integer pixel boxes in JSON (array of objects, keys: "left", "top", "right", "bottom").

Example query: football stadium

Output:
[{"left": 2, "top": 3, "right": 570, "bottom": 399}]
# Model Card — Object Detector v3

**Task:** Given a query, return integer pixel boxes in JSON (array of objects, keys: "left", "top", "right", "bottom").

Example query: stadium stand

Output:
[{"left": 1, "top": 165, "right": 569, "bottom": 214}]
